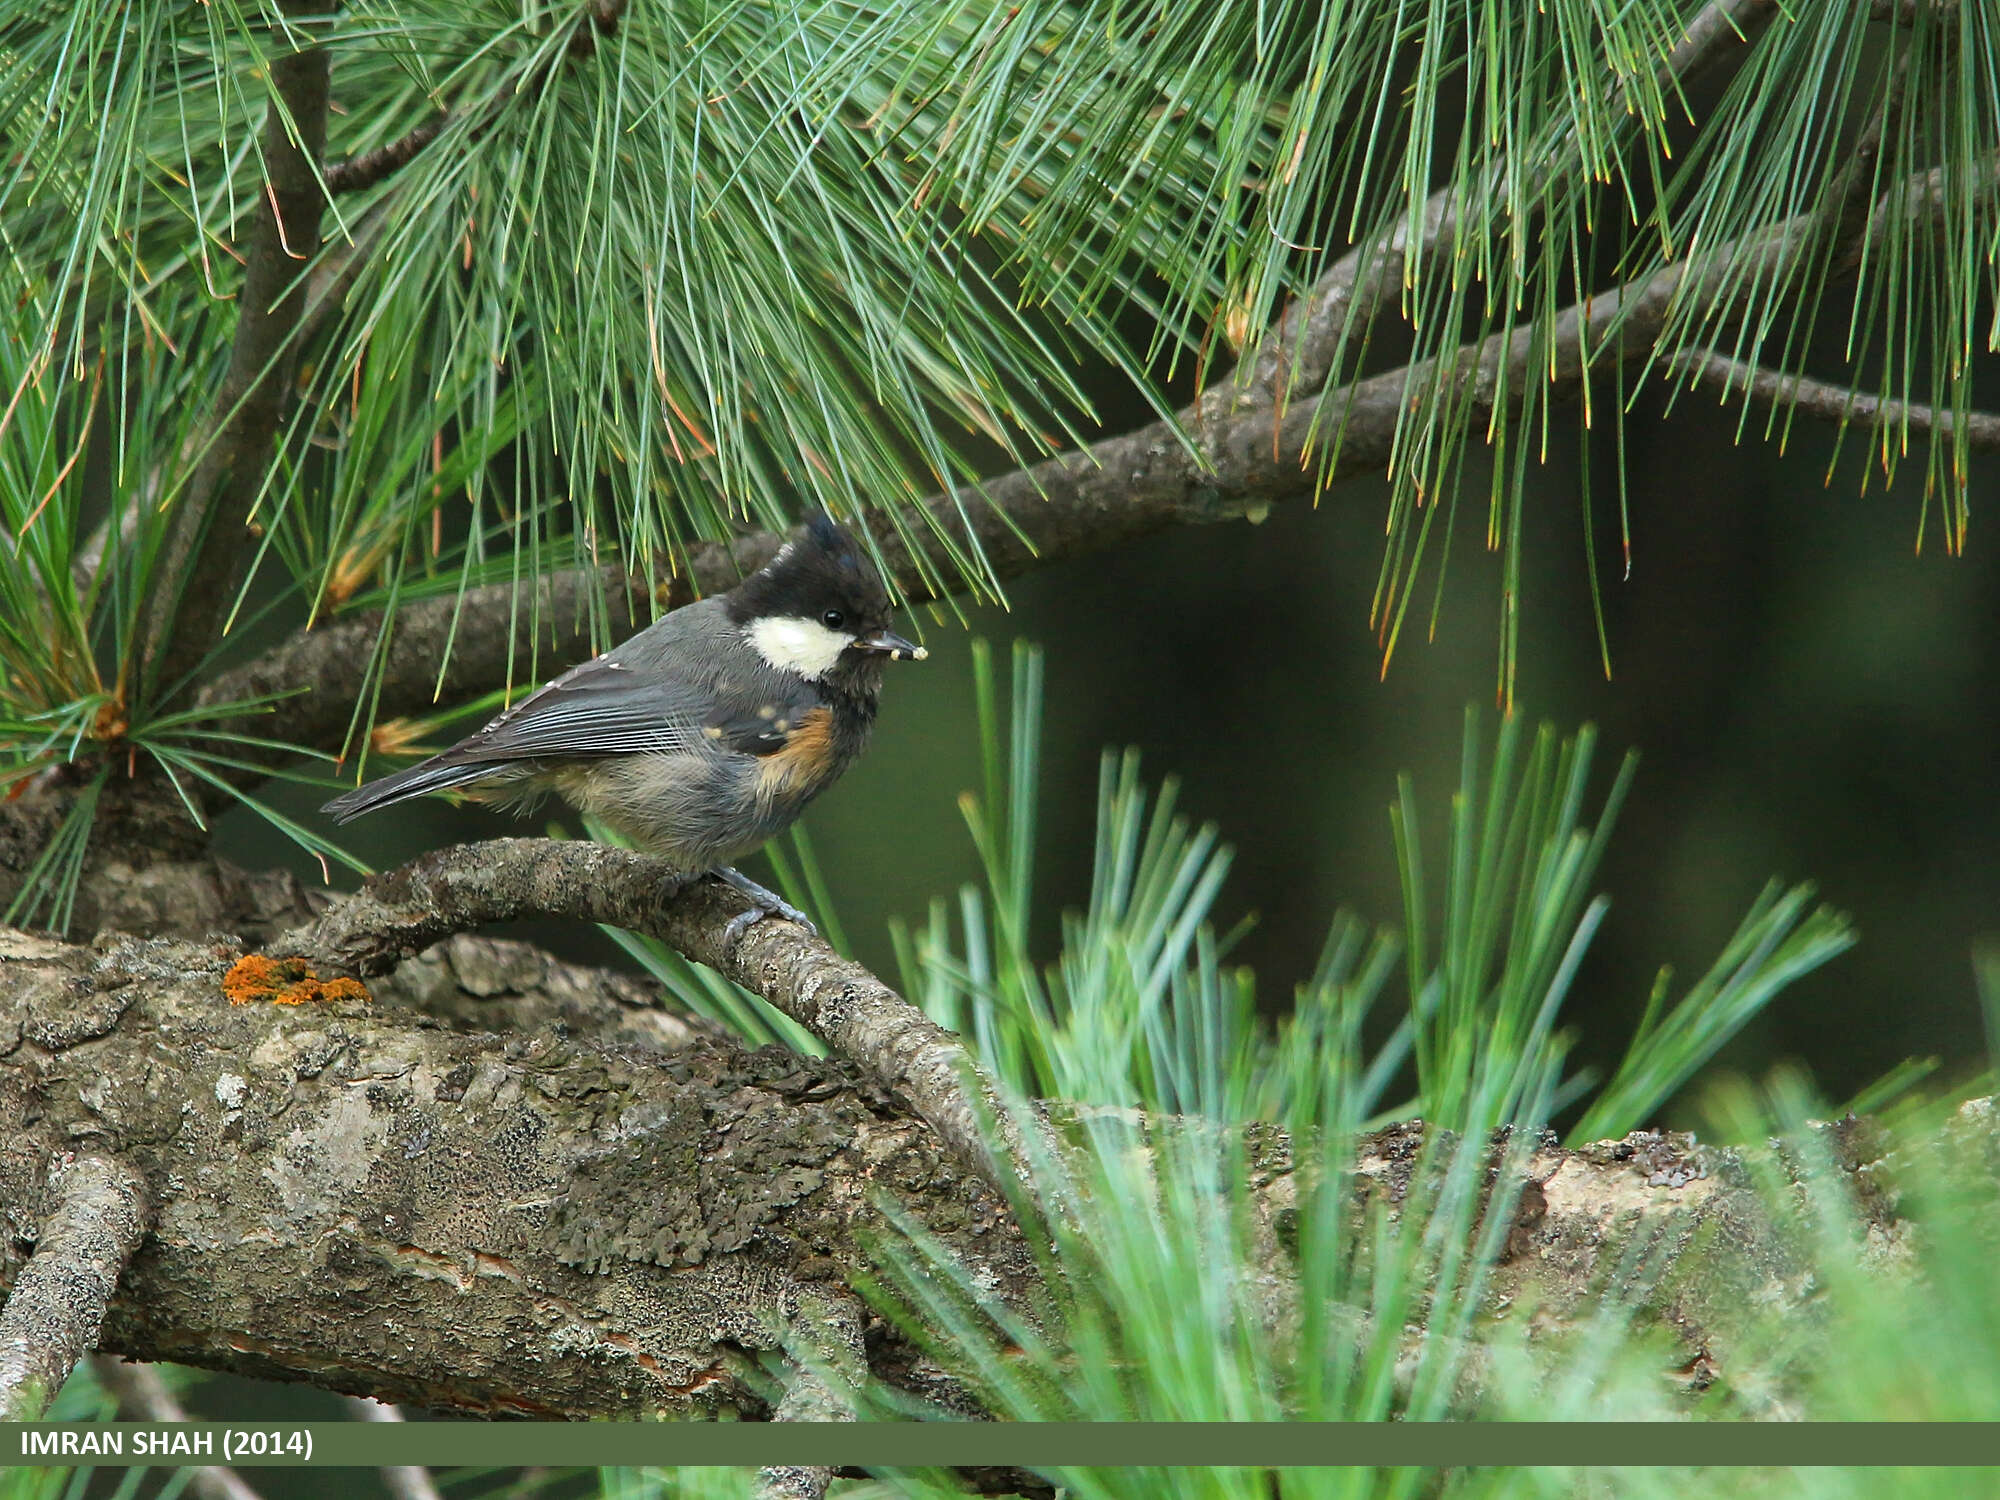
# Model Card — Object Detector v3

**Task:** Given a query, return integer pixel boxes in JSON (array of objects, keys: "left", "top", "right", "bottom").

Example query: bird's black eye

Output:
[{"left": 821, "top": 609, "right": 846, "bottom": 630}]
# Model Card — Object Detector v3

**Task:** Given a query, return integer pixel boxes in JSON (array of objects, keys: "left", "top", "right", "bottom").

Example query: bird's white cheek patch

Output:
[{"left": 748, "top": 616, "right": 852, "bottom": 678}]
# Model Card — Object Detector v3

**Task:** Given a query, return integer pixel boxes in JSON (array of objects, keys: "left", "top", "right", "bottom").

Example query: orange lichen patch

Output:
[{"left": 223, "top": 954, "right": 371, "bottom": 1006}]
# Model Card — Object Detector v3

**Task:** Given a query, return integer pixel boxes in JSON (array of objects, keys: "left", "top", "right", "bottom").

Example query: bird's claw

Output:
[{"left": 713, "top": 867, "right": 819, "bottom": 944}]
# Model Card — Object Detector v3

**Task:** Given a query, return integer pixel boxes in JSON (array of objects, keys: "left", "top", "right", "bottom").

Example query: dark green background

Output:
[{"left": 221, "top": 377, "right": 2000, "bottom": 1125}]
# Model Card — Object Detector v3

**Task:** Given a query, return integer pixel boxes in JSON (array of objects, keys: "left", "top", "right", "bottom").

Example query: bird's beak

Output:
[{"left": 854, "top": 629, "right": 928, "bottom": 661}]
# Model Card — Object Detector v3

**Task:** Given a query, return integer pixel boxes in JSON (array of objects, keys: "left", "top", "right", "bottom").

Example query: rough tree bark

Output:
[
  {"left": 0, "top": 1154, "right": 151, "bottom": 1419},
  {"left": 0, "top": 918, "right": 1029, "bottom": 1417},
  {"left": 0, "top": 881, "right": 1961, "bottom": 1421},
  {"left": 277, "top": 840, "right": 1020, "bottom": 1196}
]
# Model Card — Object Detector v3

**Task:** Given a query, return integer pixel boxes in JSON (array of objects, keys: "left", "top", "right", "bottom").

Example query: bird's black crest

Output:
[
  {"left": 804, "top": 511, "right": 854, "bottom": 562},
  {"left": 727, "top": 514, "right": 891, "bottom": 630}
]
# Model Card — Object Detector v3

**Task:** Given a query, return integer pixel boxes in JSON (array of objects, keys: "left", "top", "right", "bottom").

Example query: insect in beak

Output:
[{"left": 853, "top": 630, "right": 927, "bottom": 660}]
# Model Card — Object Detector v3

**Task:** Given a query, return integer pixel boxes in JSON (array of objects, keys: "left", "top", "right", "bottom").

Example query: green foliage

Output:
[
  {"left": 840, "top": 643, "right": 1852, "bottom": 1437},
  {"left": 889, "top": 643, "right": 1848, "bottom": 1141},
  {"left": 2, "top": 2, "right": 1990, "bottom": 854},
  {"left": 0, "top": 1361, "right": 201, "bottom": 1500}
]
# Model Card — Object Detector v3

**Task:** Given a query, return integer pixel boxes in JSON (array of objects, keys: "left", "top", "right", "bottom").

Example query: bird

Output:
[{"left": 322, "top": 514, "right": 926, "bottom": 936}]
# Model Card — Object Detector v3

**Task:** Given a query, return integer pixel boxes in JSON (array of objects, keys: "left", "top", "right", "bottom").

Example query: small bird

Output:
[{"left": 322, "top": 514, "right": 925, "bottom": 934}]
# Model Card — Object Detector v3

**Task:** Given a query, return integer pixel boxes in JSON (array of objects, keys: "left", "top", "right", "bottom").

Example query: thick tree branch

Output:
[
  {"left": 1672, "top": 351, "right": 2000, "bottom": 450},
  {"left": 278, "top": 838, "right": 1015, "bottom": 1195},
  {"left": 0, "top": 924, "right": 1979, "bottom": 1421},
  {"left": 140, "top": 4, "right": 332, "bottom": 704},
  {"left": 0, "top": 926, "right": 1030, "bottom": 1417},
  {"left": 0, "top": 1154, "right": 151, "bottom": 1420}
]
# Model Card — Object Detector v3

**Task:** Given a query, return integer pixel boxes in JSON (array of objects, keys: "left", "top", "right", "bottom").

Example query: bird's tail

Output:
[{"left": 321, "top": 756, "right": 495, "bottom": 824}]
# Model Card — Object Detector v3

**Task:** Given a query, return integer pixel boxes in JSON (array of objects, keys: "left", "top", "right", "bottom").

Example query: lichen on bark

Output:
[{"left": 0, "top": 928, "right": 1031, "bottom": 1417}]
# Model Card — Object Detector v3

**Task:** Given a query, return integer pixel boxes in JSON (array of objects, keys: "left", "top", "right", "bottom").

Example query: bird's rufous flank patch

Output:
[{"left": 222, "top": 953, "right": 371, "bottom": 1006}]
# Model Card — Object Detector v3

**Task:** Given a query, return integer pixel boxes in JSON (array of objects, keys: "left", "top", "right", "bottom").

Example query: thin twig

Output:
[
  {"left": 0, "top": 1154, "right": 151, "bottom": 1420},
  {"left": 343, "top": 1396, "right": 445, "bottom": 1500},
  {"left": 1672, "top": 351, "right": 2000, "bottom": 449},
  {"left": 1665, "top": 0, "right": 1777, "bottom": 84},
  {"left": 1869, "top": 0, "right": 1957, "bottom": 20},
  {"left": 325, "top": 113, "right": 449, "bottom": 195},
  {"left": 93, "top": 1356, "right": 265, "bottom": 1500},
  {"left": 756, "top": 1292, "right": 861, "bottom": 1500},
  {"left": 277, "top": 838, "right": 1019, "bottom": 1196}
]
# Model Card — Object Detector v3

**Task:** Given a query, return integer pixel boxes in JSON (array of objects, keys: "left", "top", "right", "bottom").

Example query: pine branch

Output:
[
  {"left": 1214, "top": 0, "right": 1774, "bottom": 426},
  {"left": 324, "top": 113, "right": 448, "bottom": 195},
  {"left": 1672, "top": 352, "right": 2000, "bottom": 449},
  {"left": 1666, "top": 0, "right": 1778, "bottom": 80},
  {"left": 277, "top": 838, "right": 1017, "bottom": 1197},
  {"left": 200, "top": 136, "right": 1995, "bottom": 785},
  {"left": 190, "top": 0, "right": 1765, "bottom": 772},
  {"left": 199, "top": 4, "right": 1766, "bottom": 774},
  {"left": 138, "top": 4, "right": 332, "bottom": 705},
  {"left": 0, "top": 1155, "right": 151, "bottom": 1420}
]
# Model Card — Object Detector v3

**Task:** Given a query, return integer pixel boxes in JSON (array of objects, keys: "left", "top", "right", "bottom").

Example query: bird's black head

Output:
[{"left": 727, "top": 514, "right": 925, "bottom": 681}]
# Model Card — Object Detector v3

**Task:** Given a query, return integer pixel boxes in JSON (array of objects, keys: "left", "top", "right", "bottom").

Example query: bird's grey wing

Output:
[
  {"left": 323, "top": 655, "right": 716, "bottom": 822},
  {"left": 435, "top": 654, "right": 714, "bottom": 764},
  {"left": 323, "top": 607, "right": 737, "bottom": 822}
]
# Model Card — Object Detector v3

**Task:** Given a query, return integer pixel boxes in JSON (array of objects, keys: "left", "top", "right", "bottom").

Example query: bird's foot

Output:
[{"left": 713, "top": 867, "right": 819, "bottom": 945}]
